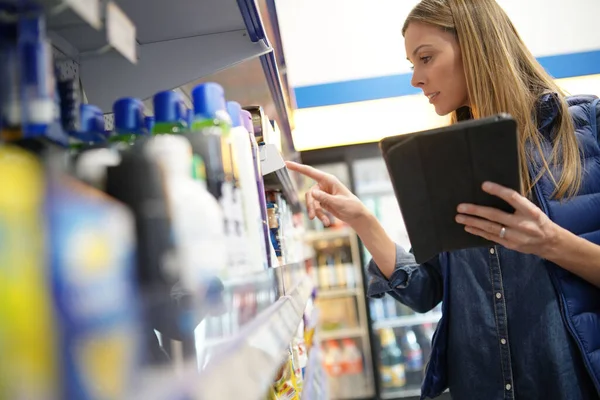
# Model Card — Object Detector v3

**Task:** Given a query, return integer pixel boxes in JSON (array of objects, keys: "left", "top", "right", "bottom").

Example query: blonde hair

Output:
[{"left": 403, "top": 0, "right": 581, "bottom": 199}]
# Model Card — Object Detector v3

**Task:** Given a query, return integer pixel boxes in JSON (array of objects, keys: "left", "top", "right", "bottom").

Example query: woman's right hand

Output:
[{"left": 285, "top": 161, "right": 370, "bottom": 228}]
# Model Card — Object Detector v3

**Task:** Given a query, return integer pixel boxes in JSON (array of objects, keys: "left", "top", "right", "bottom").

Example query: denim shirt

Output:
[{"left": 367, "top": 244, "right": 598, "bottom": 400}]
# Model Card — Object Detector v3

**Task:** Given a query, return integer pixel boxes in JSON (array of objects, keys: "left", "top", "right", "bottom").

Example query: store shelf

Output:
[
  {"left": 317, "top": 286, "right": 361, "bottom": 299},
  {"left": 381, "top": 388, "right": 449, "bottom": 399},
  {"left": 381, "top": 387, "right": 422, "bottom": 399},
  {"left": 373, "top": 312, "right": 442, "bottom": 330},
  {"left": 355, "top": 182, "right": 394, "bottom": 198},
  {"left": 319, "top": 327, "right": 365, "bottom": 341},
  {"left": 140, "top": 278, "right": 313, "bottom": 400},
  {"left": 33, "top": 0, "right": 296, "bottom": 151},
  {"left": 304, "top": 227, "right": 354, "bottom": 242},
  {"left": 46, "top": 0, "right": 137, "bottom": 64},
  {"left": 261, "top": 143, "right": 301, "bottom": 212}
]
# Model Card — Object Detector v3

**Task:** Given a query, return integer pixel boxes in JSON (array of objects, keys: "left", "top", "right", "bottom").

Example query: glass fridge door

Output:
[{"left": 352, "top": 157, "right": 442, "bottom": 399}]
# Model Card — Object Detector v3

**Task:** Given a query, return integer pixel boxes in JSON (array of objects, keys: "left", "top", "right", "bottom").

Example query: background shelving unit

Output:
[
  {"left": 300, "top": 143, "right": 450, "bottom": 400},
  {"left": 39, "top": 0, "right": 296, "bottom": 155},
  {"left": 304, "top": 227, "right": 376, "bottom": 400}
]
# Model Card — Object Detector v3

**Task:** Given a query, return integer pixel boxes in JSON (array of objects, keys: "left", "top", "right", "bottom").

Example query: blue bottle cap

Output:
[
  {"left": 191, "top": 83, "right": 226, "bottom": 120},
  {"left": 241, "top": 109, "right": 254, "bottom": 134},
  {"left": 144, "top": 116, "right": 155, "bottom": 132},
  {"left": 153, "top": 90, "right": 186, "bottom": 124},
  {"left": 80, "top": 104, "right": 104, "bottom": 133},
  {"left": 226, "top": 101, "right": 242, "bottom": 128},
  {"left": 113, "top": 97, "right": 145, "bottom": 134},
  {"left": 186, "top": 108, "right": 194, "bottom": 128}
]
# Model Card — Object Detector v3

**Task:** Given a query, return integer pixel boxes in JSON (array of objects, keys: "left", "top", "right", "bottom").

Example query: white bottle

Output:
[
  {"left": 340, "top": 339, "right": 365, "bottom": 397},
  {"left": 144, "top": 134, "right": 227, "bottom": 289},
  {"left": 227, "top": 102, "right": 269, "bottom": 272}
]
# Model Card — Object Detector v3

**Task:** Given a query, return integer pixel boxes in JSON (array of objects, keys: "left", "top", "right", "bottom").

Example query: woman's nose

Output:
[{"left": 411, "top": 68, "right": 425, "bottom": 88}]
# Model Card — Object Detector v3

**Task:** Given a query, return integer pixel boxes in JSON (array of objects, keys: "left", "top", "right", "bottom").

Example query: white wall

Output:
[
  {"left": 291, "top": 74, "right": 600, "bottom": 151},
  {"left": 277, "top": 0, "right": 600, "bottom": 87}
]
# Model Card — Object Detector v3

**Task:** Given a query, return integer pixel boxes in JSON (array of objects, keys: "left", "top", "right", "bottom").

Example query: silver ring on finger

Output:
[{"left": 499, "top": 226, "right": 507, "bottom": 239}]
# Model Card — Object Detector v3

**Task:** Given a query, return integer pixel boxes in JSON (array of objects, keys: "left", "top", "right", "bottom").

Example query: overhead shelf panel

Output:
[{"left": 77, "top": 0, "right": 272, "bottom": 110}]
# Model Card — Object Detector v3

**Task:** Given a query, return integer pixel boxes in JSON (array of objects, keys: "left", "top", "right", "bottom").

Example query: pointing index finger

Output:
[{"left": 286, "top": 161, "right": 329, "bottom": 183}]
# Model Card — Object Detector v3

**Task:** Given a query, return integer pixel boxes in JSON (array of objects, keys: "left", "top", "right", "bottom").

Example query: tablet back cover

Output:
[{"left": 380, "top": 115, "right": 520, "bottom": 263}]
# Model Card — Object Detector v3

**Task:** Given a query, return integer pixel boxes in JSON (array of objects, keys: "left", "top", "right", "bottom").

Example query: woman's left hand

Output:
[{"left": 455, "top": 181, "right": 560, "bottom": 258}]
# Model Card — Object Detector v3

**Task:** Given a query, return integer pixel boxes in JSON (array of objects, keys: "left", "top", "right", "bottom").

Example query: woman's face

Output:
[{"left": 404, "top": 22, "right": 469, "bottom": 116}]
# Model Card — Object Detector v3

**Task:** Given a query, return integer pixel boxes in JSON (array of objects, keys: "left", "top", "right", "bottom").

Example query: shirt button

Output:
[
  {"left": 490, "top": 247, "right": 495, "bottom": 254},
  {"left": 500, "top": 338, "right": 507, "bottom": 345},
  {"left": 506, "top": 384, "right": 512, "bottom": 391},
  {"left": 496, "top": 292, "right": 502, "bottom": 299}
]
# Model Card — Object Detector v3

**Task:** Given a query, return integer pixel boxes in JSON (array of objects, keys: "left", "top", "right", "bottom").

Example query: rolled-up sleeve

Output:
[{"left": 366, "top": 243, "right": 443, "bottom": 313}]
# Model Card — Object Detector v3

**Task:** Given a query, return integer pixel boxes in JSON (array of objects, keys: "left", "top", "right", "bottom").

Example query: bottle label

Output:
[
  {"left": 380, "top": 364, "right": 406, "bottom": 388},
  {"left": 405, "top": 350, "right": 424, "bottom": 371}
]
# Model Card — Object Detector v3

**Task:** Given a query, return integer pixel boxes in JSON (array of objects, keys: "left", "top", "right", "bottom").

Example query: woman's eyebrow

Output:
[{"left": 407, "top": 44, "right": 434, "bottom": 61}]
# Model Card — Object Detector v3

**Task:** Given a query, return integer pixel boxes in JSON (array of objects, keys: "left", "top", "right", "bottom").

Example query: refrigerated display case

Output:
[
  {"left": 300, "top": 143, "right": 449, "bottom": 400},
  {"left": 305, "top": 227, "right": 375, "bottom": 400}
]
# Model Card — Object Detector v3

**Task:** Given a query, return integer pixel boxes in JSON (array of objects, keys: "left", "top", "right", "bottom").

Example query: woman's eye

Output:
[{"left": 421, "top": 56, "right": 432, "bottom": 64}]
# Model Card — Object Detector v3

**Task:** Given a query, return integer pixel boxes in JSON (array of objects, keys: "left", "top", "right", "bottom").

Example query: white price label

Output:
[
  {"left": 106, "top": 2, "right": 137, "bottom": 63},
  {"left": 66, "top": 0, "right": 101, "bottom": 29}
]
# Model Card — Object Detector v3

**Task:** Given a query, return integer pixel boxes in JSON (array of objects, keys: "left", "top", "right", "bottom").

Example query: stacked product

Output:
[{"left": 0, "top": 8, "right": 305, "bottom": 400}]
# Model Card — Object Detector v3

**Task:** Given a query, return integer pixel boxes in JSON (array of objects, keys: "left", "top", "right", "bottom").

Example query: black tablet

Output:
[{"left": 379, "top": 114, "right": 521, "bottom": 263}]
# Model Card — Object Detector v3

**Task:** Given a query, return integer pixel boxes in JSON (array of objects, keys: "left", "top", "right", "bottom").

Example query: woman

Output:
[{"left": 287, "top": 0, "right": 600, "bottom": 399}]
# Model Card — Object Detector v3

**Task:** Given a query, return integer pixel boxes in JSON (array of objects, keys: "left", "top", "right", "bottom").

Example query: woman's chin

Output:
[{"left": 433, "top": 104, "right": 451, "bottom": 116}]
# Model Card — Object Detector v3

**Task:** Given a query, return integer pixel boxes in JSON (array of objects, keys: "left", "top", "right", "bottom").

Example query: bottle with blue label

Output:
[
  {"left": 399, "top": 328, "right": 424, "bottom": 387},
  {"left": 47, "top": 169, "right": 140, "bottom": 399}
]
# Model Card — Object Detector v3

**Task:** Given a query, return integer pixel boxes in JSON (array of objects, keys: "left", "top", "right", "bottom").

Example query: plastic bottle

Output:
[
  {"left": 415, "top": 324, "right": 434, "bottom": 376},
  {"left": 379, "top": 328, "right": 406, "bottom": 390},
  {"left": 341, "top": 339, "right": 365, "bottom": 397},
  {"left": 152, "top": 90, "right": 188, "bottom": 134},
  {"left": 0, "top": 18, "right": 20, "bottom": 141},
  {"left": 188, "top": 83, "right": 229, "bottom": 196},
  {"left": 323, "top": 340, "right": 344, "bottom": 398},
  {"left": 241, "top": 109, "right": 272, "bottom": 268},
  {"left": 370, "top": 298, "right": 386, "bottom": 321},
  {"left": 400, "top": 328, "right": 424, "bottom": 387},
  {"left": 384, "top": 295, "right": 398, "bottom": 319},
  {"left": 186, "top": 83, "right": 237, "bottom": 274},
  {"left": 19, "top": 13, "right": 68, "bottom": 146},
  {"left": 226, "top": 101, "right": 250, "bottom": 273},
  {"left": 69, "top": 104, "right": 107, "bottom": 150},
  {"left": 104, "top": 141, "right": 179, "bottom": 365},
  {"left": 0, "top": 145, "right": 58, "bottom": 399},
  {"left": 144, "top": 116, "right": 155, "bottom": 133},
  {"left": 227, "top": 101, "right": 269, "bottom": 271},
  {"left": 144, "top": 134, "right": 227, "bottom": 288},
  {"left": 47, "top": 169, "right": 140, "bottom": 399},
  {"left": 109, "top": 97, "right": 147, "bottom": 145}
]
